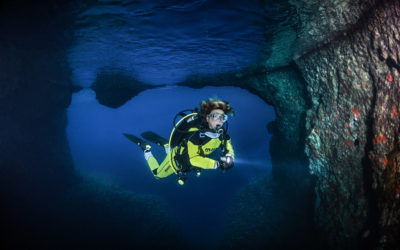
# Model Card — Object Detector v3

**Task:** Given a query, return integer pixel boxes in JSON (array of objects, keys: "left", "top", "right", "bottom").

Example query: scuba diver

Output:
[{"left": 123, "top": 98, "right": 235, "bottom": 185}]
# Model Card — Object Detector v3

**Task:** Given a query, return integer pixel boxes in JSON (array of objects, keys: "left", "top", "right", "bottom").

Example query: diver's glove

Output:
[{"left": 218, "top": 154, "right": 234, "bottom": 170}]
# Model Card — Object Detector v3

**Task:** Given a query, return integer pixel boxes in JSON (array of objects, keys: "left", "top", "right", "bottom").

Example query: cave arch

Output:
[{"left": 88, "top": 66, "right": 311, "bottom": 184}]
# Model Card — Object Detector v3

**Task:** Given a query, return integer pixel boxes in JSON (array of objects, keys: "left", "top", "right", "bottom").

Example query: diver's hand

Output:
[{"left": 219, "top": 155, "right": 234, "bottom": 170}]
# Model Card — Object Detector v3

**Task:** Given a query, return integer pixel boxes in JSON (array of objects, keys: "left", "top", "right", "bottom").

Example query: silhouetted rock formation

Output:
[
  {"left": 0, "top": 1, "right": 185, "bottom": 249},
  {"left": 91, "top": 71, "right": 163, "bottom": 108}
]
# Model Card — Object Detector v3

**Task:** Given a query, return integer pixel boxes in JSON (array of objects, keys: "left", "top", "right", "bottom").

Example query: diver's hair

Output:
[{"left": 200, "top": 97, "right": 234, "bottom": 117}]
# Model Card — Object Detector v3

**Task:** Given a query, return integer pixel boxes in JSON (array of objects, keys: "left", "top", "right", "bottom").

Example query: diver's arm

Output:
[
  {"left": 225, "top": 138, "right": 235, "bottom": 159},
  {"left": 218, "top": 137, "right": 235, "bottom": 170},
  {"left": 187, "top": 141, "right": 216, "bottom": 169}
]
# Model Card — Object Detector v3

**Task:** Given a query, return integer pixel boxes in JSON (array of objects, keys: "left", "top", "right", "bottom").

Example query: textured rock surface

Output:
[
  {"left": 296, "top": 0, "right": 400, "bottom": 248},
  {"left": 262, "top": 1, "right": 298, "bottom": 69},
  {"left": 292, "top": 0, "right": 378, "bottom": 53},
  {"left": 264, "top": 0, "right": 380, "bottom": 68}
]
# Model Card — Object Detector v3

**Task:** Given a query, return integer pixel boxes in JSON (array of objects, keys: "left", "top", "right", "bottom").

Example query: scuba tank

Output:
[
  {"left": 169, "top": 108, "right": 201, "bottom": 148},
  {"left": 168, "top": 108, "right": 200, "bottom": 185}
]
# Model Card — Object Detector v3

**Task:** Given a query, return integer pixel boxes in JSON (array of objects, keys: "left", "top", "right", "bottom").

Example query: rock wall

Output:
[
  {"left": 263, "top": 0, "right": 379, "bottom": 69},
  {"left": 0, "top": 1, "right": 185, "bottom": 249},
  {"left": 0, "top": 0, "right": 76, "bottom": 194},
  {"left": 221, "top": 0, "right": 400, "bottom": 248},
  {"left": 292, "top": 0, "right": 379, "bottom": 55},
  {"left": 296, "top": 0, "right": 400, "bottom": 248}
]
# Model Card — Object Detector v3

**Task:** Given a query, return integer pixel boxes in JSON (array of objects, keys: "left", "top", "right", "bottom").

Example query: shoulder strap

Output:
[{"left": 221, "top": 132, "right": 228, "bottom": 155}]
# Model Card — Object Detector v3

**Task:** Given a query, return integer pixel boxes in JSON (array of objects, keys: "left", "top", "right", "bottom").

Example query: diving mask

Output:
[{"left": 208, "top": 112, "right": 228, "bottom": 123}]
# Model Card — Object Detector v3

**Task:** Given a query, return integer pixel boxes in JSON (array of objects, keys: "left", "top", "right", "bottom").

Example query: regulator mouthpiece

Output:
[{"left": 215, "top": 125, "right": 224, "bottom": 135}]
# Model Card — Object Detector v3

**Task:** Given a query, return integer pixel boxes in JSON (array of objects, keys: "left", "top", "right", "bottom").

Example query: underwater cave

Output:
[
  {"left": 67, "top": 85, "right": 276, "bottom": 249},
  {"left": 1, "top": 0, "right": 400, "bottom": 249}
]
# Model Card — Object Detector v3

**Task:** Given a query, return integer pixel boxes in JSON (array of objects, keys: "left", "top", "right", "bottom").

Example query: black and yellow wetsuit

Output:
[{"left": 145, "top": 127, "right": 234, "bottom": 178}]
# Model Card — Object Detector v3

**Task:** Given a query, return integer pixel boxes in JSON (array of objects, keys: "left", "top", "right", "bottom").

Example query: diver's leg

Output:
[
  {"left": 144, "top": 150, "right": 161, "bottom": 177},
  {"left": 154, "top": 151, "right": 175, "bottom": 178}
]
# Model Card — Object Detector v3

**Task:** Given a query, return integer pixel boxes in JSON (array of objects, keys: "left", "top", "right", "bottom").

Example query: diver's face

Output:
[{"left": 206, "top": 109, "right": 226, "bottom": 130}]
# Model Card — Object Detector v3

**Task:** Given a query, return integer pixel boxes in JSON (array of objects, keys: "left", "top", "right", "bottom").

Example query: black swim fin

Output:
[
  {"left": 123, "top": 133, "right": 150, "bottom": 151},
  {"left": 141, "top": 131, "right": 169, "bottom": 146}
]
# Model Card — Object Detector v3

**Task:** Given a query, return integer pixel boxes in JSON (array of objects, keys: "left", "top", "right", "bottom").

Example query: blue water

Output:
[
  {"left": 65, "top": 0, "right": 276, "bottom": 248},
  {"left": 68, "top": 0, "right": 267, "bottom": 87},
  {"left": 67, "top": 85, "right": 275, "bottom": 248}
]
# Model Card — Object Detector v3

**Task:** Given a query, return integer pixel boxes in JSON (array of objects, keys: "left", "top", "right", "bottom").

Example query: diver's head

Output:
[
  {"left": 206, "top": 109, "right": 226, "bottom": 131},
  {"left": 200, "top": 98, "right": 234, "bottom": 131}
]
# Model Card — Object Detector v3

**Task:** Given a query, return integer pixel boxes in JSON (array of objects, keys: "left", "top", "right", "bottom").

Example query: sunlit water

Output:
[{"left": 67, "top": 86, "right": 275, "bottom": 248}]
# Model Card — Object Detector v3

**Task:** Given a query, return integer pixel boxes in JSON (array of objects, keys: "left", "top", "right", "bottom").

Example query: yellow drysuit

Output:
[{"left": 145, "top": 127, "right": 234, "bottom": 178}]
